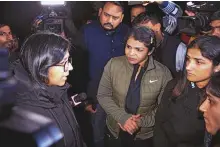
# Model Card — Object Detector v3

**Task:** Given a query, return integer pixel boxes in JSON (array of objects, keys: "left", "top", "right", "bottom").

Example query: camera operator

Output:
[
  {"left": 177, "top": 2, "right": 220, "bottom": 44},
  {"left": 0, "top": 24, "right": 19, "bottom": 63},
  {"left": 10, "top": 32, "right": 85, "bottom": 147}
]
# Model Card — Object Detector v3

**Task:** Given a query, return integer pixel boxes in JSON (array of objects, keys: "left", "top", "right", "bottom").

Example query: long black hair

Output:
[
  {"left": 206, "top": 72, "right": 220, "bottom": 98},
  {"left": 172, "top": 35, "right": 220, "bottom": 97},
  {"left": 20, "top": 32, "right": 70, "bottom": 88}
]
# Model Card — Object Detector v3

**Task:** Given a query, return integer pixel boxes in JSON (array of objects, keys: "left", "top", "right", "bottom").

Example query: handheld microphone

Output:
[{"left": 71, "top": 92, "right": 87, "bottom": 107}]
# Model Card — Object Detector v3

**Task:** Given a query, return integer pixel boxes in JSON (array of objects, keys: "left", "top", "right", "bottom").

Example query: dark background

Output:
[
  {"left": 0, "top": 1, "right": 186, "bottom": 44},
  {"left": 0, "top": 1, "right": 96, "bottom": 43}
]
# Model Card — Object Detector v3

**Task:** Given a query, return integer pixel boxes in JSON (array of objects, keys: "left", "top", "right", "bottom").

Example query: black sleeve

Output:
[
  {"left": 153, "top": 79, "right": 177, "bottom": 147},
  {"left": 67, "top": 26, "right": 90, "bottom": 95}
]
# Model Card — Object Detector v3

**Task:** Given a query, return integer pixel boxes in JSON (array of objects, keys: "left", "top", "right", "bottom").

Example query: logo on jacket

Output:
[{"left": 149, "top": 80, "right": 158, "bottom": 83}]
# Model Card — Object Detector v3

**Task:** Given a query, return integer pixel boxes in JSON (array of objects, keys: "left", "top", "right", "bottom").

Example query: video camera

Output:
[
  {"left": 0, "top": 48, "right": 63, "bottom": 147},
  {"left": 32, "top": 2, "right": 68, "bottom": 34},
  {"left": 177, "top": 1, "right": 220, "bottom": 36}
]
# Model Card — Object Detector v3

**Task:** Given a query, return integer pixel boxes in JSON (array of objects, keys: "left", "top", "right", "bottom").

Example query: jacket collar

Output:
[
  {"left": 126, "top": 56, "right": 155, "bottom": 72},
  {"left": 13, "top": 60, "right": 70, "bottom": 108}
]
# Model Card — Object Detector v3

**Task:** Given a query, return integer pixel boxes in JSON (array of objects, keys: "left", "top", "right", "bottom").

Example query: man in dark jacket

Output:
[
  {"left": 0, "top": 24, "right": 19, "bottom": 63},
  {"left": 81, "top": 2, "right": 129, "bottom": 147},
  {"left": 132, "top": 2, "right": 186, "bottom": 78}
]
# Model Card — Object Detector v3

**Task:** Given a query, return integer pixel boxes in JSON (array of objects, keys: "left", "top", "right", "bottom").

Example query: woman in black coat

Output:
[
  {"left": 199, "top": 72, "right": 220, "bottom": 147},
  {"left": 154, "top": 36, "right": 220, "bottom": 147},
  {"left": 12, "top": 32, "right": 85, "bottom": 147}
]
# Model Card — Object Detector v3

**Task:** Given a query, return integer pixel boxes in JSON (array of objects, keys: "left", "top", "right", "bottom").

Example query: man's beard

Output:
[
  {"left": 1, "top": 39, "right": 18, "bottom": 52},
  {"left": 103, "top": 23, "right": 114, "bottom": 30}
]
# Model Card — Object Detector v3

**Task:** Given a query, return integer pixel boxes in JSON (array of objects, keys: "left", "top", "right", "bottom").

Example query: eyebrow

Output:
[
  {"left": 207, "top": 92, "right": 219, "bottom": 101},
  {"left": 208, "top": 95, "right": 217, "bottom": 103},
  {"left": 127, "top": 43, "right": 141, "bottom": 48},
  {"left": 135, "top": 47, "right": 144, "bottom": 50},
  {"left": 104, "top": 12, "right": 120, "bottom": 18},
  {"left": 194, "top": 58, "right": 205, "bottom": 62},
  {"left": 127, "top": 43, "right": 145, "bottom": 50},
  {"left": 186, "top": 55, "right": 205, "bottom": 61}
]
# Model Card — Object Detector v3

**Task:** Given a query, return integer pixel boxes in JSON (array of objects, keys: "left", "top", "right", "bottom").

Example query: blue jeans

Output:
[{"left": 91, "top": 104, "right": 107, "bottom": 147}]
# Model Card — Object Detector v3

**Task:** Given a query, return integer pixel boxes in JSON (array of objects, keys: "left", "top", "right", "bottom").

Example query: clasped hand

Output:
[{"left": 118, "top": 114, "right": 141, "bottom": 135}]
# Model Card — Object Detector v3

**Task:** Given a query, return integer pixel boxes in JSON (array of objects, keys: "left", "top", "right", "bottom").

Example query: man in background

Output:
[
  {"left": 0, "top": 24, "right": 19, "bottom": 63},
  {"left": 130, "top": 4, "right": 146, "bottom": 22},
  {"left": 82, "top": 2, "right": 129, "bottom": 147}
]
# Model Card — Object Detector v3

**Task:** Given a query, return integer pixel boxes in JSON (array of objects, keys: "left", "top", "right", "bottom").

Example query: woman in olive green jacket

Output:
[{"left": 97, "top": 26, "right": 172, "bottom": 147}]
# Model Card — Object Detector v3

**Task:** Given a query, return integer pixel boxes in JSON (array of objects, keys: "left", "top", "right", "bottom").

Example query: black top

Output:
[
  {"left": 125, "top": 62, "right": 148, "bottom": 115},
  {"left": 8, "top": 51, "right": 20, "bottom": 64},
  {"left": 153, "top": 34, "right": 182, "bottom": 78},
  {"left": 154, "top": 79, "right": 205, "bottom": 147},
  {"left": 12, "top": 60, "right": 84, "bottom": 147},
  {"left": 210, "top": 131, "right": 220, "bottom": 147}
]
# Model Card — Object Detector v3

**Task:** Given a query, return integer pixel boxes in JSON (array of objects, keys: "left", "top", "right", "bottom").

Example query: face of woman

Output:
[
  {"left": 125, "top": 37, "right": 150, "bottom": 66},
  {"left": 199, "top": 91, "right": 220, "bottom": 135},
  {"left": 186, "top": 48, "right": 215, "bottom": 87},
  {"left": 48, "top": 51, "right": 73, "bottom": 86}
]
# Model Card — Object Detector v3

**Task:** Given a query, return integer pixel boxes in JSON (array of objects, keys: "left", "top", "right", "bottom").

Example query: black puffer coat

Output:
[
  {"left": 154, "top": 79, "right": 205, "bottom": 147},
  {"left": 12, "top": 60, "right": 84, "bottom": 147}
]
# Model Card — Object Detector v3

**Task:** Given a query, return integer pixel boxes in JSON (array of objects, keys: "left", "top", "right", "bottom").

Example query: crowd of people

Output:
[{"left": 1, "top": 1, "right": 220, "bottom": 147}]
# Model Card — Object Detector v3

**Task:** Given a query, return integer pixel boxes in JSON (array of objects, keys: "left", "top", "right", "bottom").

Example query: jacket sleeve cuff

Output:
[
  {"left": 159, "top": 1, "right": 176, "bottom": 15},
  {"left": 118, "top": 113, "right": 132, "bottom": 126}
]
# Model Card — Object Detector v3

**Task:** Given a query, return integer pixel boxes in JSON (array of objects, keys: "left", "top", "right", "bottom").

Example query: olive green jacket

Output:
[{"left": 97, "top": 56, "right": 172, "bottom": 139}]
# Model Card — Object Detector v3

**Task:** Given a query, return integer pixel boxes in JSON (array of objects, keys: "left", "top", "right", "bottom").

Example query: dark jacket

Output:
[
  {"left": 154, "top": 79, "right": 205, "bottom": 147},
  {"left": 82, "top": 21, "right": 129, "bottom": 101},
  {"left": 12, "top": 60, "right": 84, "bottom": 147},
  {"left": 153, "top": 34, "right": 186, "bottom": 78},
  {"left": 9, "top": 51, "right": 20, "bottom": 64},
  {"left": 208, "top": 131, "right": 220, "bottom": 147}
]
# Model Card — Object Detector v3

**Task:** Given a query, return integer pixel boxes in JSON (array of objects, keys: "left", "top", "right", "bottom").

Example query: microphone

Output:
[{"left": 71, "top": 92, "right": 87, "bottom": 107}]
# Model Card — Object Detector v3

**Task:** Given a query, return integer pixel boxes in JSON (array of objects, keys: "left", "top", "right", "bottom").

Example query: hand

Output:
[
  {"left": 123, "top": 117, "right": 139, "bottom": 135},
  {"left": 185, "top": 10, "right": 196, "bottom": 16},
  {"left": 131, "top": 114, "right": 141, "bottom": 122},
  {"left": 142, "top": 1, "right": 162, "bottom": 6},
  {"left": 85, "top": 104, "right": 96, "bottom": 113}
]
